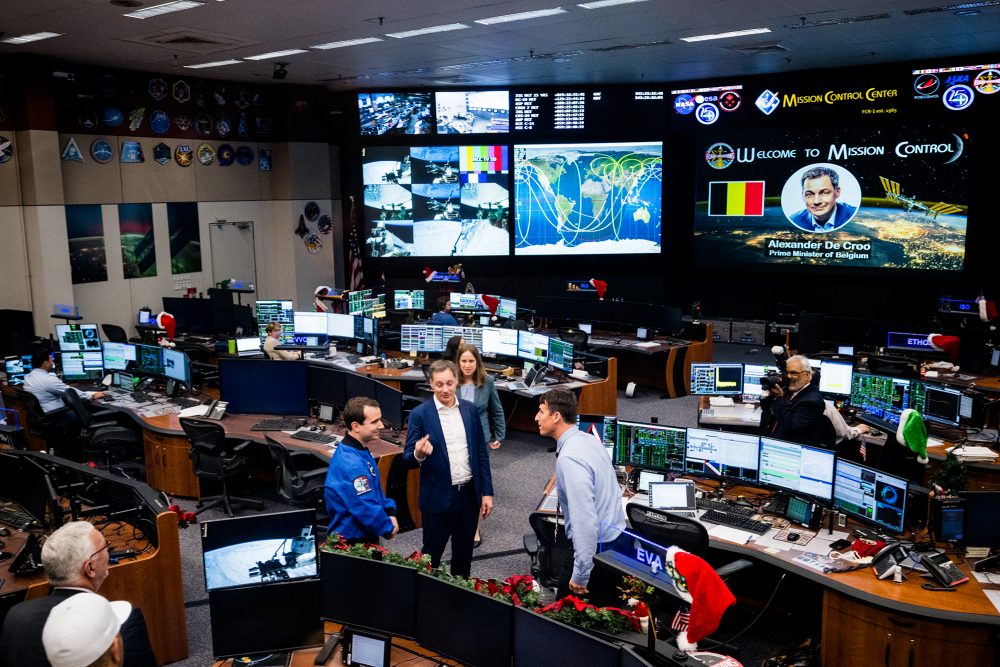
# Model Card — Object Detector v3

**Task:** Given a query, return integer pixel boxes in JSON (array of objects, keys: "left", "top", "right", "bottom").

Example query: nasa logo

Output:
[
  {"left": 695, "top": 102, "right": 720, "bottom": 125},
  {"left": 755, "top": 89, "right": 780, "bottom": 115},
  {"left": 913, "top": 74, "right": 939, "bottom": 96},
  {"left": 674, "top": 94, "right": 696, "bottom": 115},
  {"left": 942, "top": 84, "right": 974, "bottom": 111},
  {"left": 704, "top": 142, "right": 735, "bottom": 170},
  {"left": 719, "top": 91, "right": 742, "bottom": 111},
  {"left": 944, "top": 74, "right": 970, "bottom": 86}
]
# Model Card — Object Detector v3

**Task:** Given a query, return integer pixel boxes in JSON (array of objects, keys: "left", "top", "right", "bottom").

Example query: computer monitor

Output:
[
  {"left": 136, "top": 310, "right": 154, "bottom": 326},
  {"left": 415, "top": 574, "right": 512, "bottom": 667},
  {"left": 758, "top": 436, "right": 836, "bottom": 502},
  {"left": 511, "top": 606, "right": 619, "bottom": 666},
  {"left": 293, "top": 311, "right": 328, "bottom": 336},
  {"left": 441, "top": 325, "right": 483, "bottom": 350},
  {"left": 481, "top": 327, "right": 518, "bottom": 357},
  {"left": 375, "top": 381, "right": 404, "bottom": 430},
  {"left": 548, "top": 338, "right": 574, "bottom": 372},
  {"left": 3, "top": 355, "right": 29, "bottom": 385},
  {"left": 348, "top": 289, "right": 374, "bottom": 315},
  {"left": 327, "top": 313, "right": 356, "bottom": 340},
  {"left": 54, "top": 323, "right": 101, "bottom": 352},
  {"left": 59, "top": 351, "right": 104, "bottom": 382},
  {"left": 162, "top": 297, "right": 213, "bottom": 334},
  {"left": 833, "top": 459, "right": 908, "bottom": 535},
  {"left": 209, "top": 579, "right": 323, "bottom": 659},
  {"left": 620, "top": 645, "right": 656, "bottom": 667},
  {"left": 849, "top": 373, "right": 925, "bottom": 427},
  {"left": 922, "top": 383, "right": 963, "bottom": 427},
  {"left": 449, "top": 292, "right": 488, "bottom": 312},
  {"left": 818, "top": 360, "right": 854, "bottom": 397},
  {"left": 689, "top": 363, "right": 744, "bottom": 396},
  {"left": 496, "top": 297, "right": 517, "bottom": 320},
  {"left": 684, "top": 428, "right": 760, "bottom": 483},
  {"left": 319, "top": 550, "right": 417, "bottom": 639},
  {"left": 957, "top": 491, "right": 1000, "bottom": 547},
  {"left": 637, "top": 470, "right": 666, "bottom": 493},
  {"left": 255, "top": 299, "right": 294, "bottom": 341},
  {"left": 201, "top": 508, "right": 318, "bottom": 591},
  {"left": 577, "top": 414, "right": 617, "bottom": 460},
  {"left": 162, "top": 348, "right": 191, "bottom": 386},
  {"left": 400, "top": 324, "right": 445, "bottom": 353},
  {"left": 218, "top": 358, "right": 309, "bottom": 414},
  {"left": 345, "top": 372, "right": 376, "bottom": 405},
  {"left": 307, "top": 365, "right": 347, "bottom": 407},
  {"left": 742, "top": 363, "right": 777, "bottom": 400},
  {"left": 234, "top": 337, "right": 262, "bottom": 355},
  {"left": 0, "top": 452, "right": 52, "bottom": 525},
  {"left": 101, "top": 342, "right": 136, "bottom": 371},
  {"left": 393, "top": 289, "right": 426, "bottom": 310},
  {"left": 135, "top": 344, "right": 164, "bottom": 376},
  {"left": 517, "top": 331, "right": 549, "bottom": 365},
  {"left": 614, "top": 420, "right": 687, "bottom": 473}
]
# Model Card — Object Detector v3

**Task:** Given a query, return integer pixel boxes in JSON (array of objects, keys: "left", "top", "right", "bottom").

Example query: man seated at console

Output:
[
  {"left": 23, "top": 349, "right": 107, "bottom": 442},
  {"left": 429, "top": 295, "right": 458, "bottom": 326},
  {"left": 0, "top": 521, "right": 155, "bottom": 667},
  {"left": 759, "top": 354, "right": 828, "bottom": 446}
]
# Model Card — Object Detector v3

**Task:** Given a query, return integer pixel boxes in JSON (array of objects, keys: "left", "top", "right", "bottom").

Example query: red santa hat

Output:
[
  {"left": 928, "top": 333, "right": 960, "bottom": 365},
  {"left": 665, "top": 546, "right": 735, "bottom": 652},
  {"left": 977, "top": 295, "right": 998, "bottom": 323},
  {"left": 481, "top": 294, "right": 500, "bottom": 318},
  {"left": 589, "top": 278, "right": 608, "bottom": 300},
  {"left": 156, "top": 311, "right": 176, "bottom": 342}
]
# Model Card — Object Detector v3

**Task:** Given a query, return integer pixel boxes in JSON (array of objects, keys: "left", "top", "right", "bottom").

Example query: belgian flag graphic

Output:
[{"left": 708, "top": 181, "right": 765, "bottom": 216}]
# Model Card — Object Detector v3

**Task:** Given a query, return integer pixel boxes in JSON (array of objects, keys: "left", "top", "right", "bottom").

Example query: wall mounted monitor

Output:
[
  {"left": 393, "top": 289, "right": 425, "bottom": 310},
  {"left": 481, "top": 327, "right": 519, "bottom": 357},
  {"left": 201, "top": 508, "right": 317, "bottom": 591},
  {"left": 54, "top": 323, "right": 101, "bottom": 352},
  {"left": 59, "top": 351, "right": 104, "bottom": 382},
  {"left": 684, "top": 428, "right": 759, "bottom": 483},
  {"left": 362, "top": 145, "right": 509, "bottom": 258},
  {"left": 218, "top": 358, "right": 309, "bottom": 415},
  {"left": 693, "top": 124, "right": 969, "bottom": 271},
  {"left": 358, "top": 92, "right": 432, "bottom": 136},
  {"left": 513, "top": 141, "right": 663, "bottom": 255},
  {"left": 833, "top": 459, "right": 907, "bottom": 535},
  {"left": 689, "top": 363, "right": 744, "bottom": 396},
  {"left": 758, "top": 436, "right": 836, "bottom": 502},
  {"left": 162, "top": 348, "right": 191, "bottom": 386},
  {"left": 517, "top": 331, "right": 550, "bottom": 364},
  {"left": 922, "top": 382, "right": 962, "bottom": 427},
  {"left": 435, "top": 90, "right": 509, "bottom": 134},
  {"left": 818, "top": 360, "right": 854, "bottom": 396},
  {"left": 614, "top": 420, "right": 686, "bottom": 473}
]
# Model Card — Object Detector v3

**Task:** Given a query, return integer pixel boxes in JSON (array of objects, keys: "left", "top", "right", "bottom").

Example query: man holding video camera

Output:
[{"left": 759, "top": 354, "right": 828, "bottom": 446}]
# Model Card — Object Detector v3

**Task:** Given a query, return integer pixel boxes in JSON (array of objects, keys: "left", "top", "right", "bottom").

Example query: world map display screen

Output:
[
  {"left": 692, "top": 124, "right": 969, "bottom": 271},
  {"left": 513, "top": 142, "right": 663, "bottom": 255}
]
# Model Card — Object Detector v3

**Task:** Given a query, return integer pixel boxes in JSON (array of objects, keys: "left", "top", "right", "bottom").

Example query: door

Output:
[{"left": 209, "top": 221, "right": 258, "bottom": 290}]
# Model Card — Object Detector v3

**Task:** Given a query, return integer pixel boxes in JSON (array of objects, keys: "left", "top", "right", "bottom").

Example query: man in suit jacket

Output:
[
  {"left": 788, "top": 166, "right": 857, "bottom": 232},
  {"left": 760, "top": 354, "right": 829, "bottom": 447},
  {"left": 403, "top": 359, "right": 494, "bottom": 577},
  {"left": 0, "top": 522, "right": 156, "bottom": 667}
]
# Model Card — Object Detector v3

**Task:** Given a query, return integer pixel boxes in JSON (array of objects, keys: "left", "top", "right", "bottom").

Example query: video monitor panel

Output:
[
  {"left": 293, "top": 311, "right": 328, "bottom": 336},
  {"left": 514, "top": 142, "right": 663, "bottom": 255},
  {"left": 615, "top": 420, "right": 686, "bottom": 473},
  {"left": 319, "top": 550, "right": 417, "bottom": 638},
  {"left": 548, "top": 338, "right": 574, "bottom": 372},
  {"left": 162, "top": 348, "right": 191, "bottom": 386},
  {"left": 435, "top": 90, "right": 509, "bottom": 134},
  {"left": 135, "top": 344, "right": 164, "bottom": 376},
  {"left": 922, "top": 383, "right": 962, "bottom": 427},
  {"left": 512, "top": 606, "right": 619, "bottom": 667},
  {"left": 850, "top": 373, "right": 925, "bottom": 427},
  {"left": 362, "top": 145, "right": 509, "bottom": 258},
  {"left": 209, "top": 579, "right": 323, "bottom": 659},
  {"left": 690, "top": 363, "right": 744, "bottom": 396},
  {"left": 833, "top": 459, "right": 907, "bottom": 535},
  {"left": 517, "top": 331, "right": 550, "bottom": 364},
  {"left": 218, "top": 359, "right": 309, "bottom": 415},
  {"left": 327, "top": 313, "right": 356, "bottom": 339},
  {"left": 693, "top": 124, "right": 969, "bottom": 271},
  {"left": 415, "top": 573, "right": 513, "bottom": 667},
  {"left": 308, "top": 365, "right": 347, "bottom": 407},
  {"left": 758, "top": 436, "right": 836, "bottom": 501},
  {"left": 400, "top": 324, "right": 445, "bottom": 353},
  {"left": 685, "top": 428, "right": 760, "bottom": 483},
  {"left": 4, "top": 355, "right": 30, "bottom": 385},
  {"left": 358, "top": 92, "right": 432, "bottom": 136},
  {"left": 55, "top": 323, "right": 101, "bottom": 352},
  {"left": 958, "top": 491, "right": 1000, "bottom": 548},
  {"left": 743, "top": 363, "right": 777, "bottom": 399},
  {"left": 577, "top": 414, "right": 617, "bottom": 460},
  {"left": 496, "top": 297, "right": 517, "bottom": 320},
  {"left": 818, "top": 360, "right": 854, "bottom": 396},
  {"left": 393, "top": 289, "right": 425, "bottom": 310},
  {"left": 481, "top": 327, "right": 518, "bottom": 357},
  {"left": 59, "top": 351, "right": 104, "bottom": 382},
  {"left": 255, "top": 300, "right": 294, "bottom": 343}
]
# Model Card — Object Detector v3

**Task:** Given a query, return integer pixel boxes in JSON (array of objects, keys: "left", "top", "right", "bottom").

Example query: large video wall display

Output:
[
  {"left": 514, "top": 142, "right": 663, "bottom": 255},
  {"left": 693, "top": 124, "right": 969, "bottom": 271},
  {"left": 362, "top": 145, "right": 509, "bottom": 257}
]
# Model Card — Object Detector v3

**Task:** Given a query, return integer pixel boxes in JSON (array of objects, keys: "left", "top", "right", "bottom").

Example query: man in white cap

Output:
[
  {"left": 0, "top": 522, "right": 155, "bottom": 667},
  {"left": 42, "top": 592, "right": 130, "bottom": 667}
]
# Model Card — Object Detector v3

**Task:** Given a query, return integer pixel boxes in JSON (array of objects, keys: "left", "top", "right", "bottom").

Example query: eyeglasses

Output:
[
  {"left": 89, "top": 541, "right": 111, "bottom": 561},
  {"left": 786, "top": 370, "right": 809, "bottom": 377}
]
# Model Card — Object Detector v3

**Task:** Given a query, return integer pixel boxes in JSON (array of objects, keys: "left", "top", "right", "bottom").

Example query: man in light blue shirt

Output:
[
  {"left": 536, "top": 389, "right": 628, "bottom": 601},
  {"left": 23, "top": 350, "right": 106, "bottom": 413}
]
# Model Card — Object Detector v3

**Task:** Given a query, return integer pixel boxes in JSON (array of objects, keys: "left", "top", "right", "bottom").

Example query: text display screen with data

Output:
[
  {"left": 481, "top": 327, "right": 518, "bottom": 357},
  {"left": 615, "top": 421, "right": 686, "bottom": 472},
  {"left": 758, "top": 437, "right": 835, "bottom": 501},
  {"left": 833, "top": 460, "right": 907, "bottom": 535},
  {"left": 685, "top": 428, "right": 759, "bottom": 483},
  {"left": 690, "top": 363, "right": 744, "bottom": 396}
]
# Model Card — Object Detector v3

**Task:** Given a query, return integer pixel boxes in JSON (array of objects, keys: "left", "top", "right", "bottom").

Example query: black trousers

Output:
[
  {"left": 421, "top": 482, "right": 480, "bottom": 578},
  {"left": 557, "top": 530, "right": 634, "bottom": 606}
]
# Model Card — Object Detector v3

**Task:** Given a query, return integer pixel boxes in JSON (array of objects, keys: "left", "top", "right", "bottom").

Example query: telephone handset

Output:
[
  {"left": 920, "top": 552, "right": 969, "bottom": 587},
  {"left": 872, "top": 543, "right": 909, "bottom": 580},
  {"left": 205, "top": 400, "right": 228, "bottom": 420}
]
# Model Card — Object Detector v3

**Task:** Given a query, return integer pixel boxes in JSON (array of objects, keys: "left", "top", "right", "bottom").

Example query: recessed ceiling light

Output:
[
  {"left": 311, "top": 37, "right": 383, "bottom": 50},
  {"left": 183, "top": 59, "right": 242, "bottom": 69},
  {"left": 680, "top": 28, "right": 772, "bottom": 42},
  {"left": 385, "top": 23, "right": 469, "bottom": 38},
  {"left": 244, "top": 49, "right": 307, "bottom": 61},
  {"left": 578, "top": 0, "right": 651, "bottom": 8},
  {"left": 1, "top": 32, "right": 63, "bottom": 44},
  {"left": 124, "top": 0, "right": 203, "bottom": 19},
  {"left": 475, "top": 8, "right": 567, "bottom": 25},
  {"left": 110, "top": 0, "right": 143, "bottom": 7}
]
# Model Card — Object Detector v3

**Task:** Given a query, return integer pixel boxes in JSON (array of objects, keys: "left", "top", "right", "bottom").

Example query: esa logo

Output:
[{"left": 942, "top": 84, "right": 974, "bottom": 111}]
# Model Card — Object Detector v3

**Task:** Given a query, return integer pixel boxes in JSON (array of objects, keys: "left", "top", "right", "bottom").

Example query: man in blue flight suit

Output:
[{"left": 324, "top": 397, "right": 398, "bottom": 544}]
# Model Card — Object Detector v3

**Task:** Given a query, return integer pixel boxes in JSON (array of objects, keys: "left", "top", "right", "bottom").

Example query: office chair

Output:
[
  {"left": 180, "top": 417, "right": 264, "bottom": 517},
  {"left": 14, "top": 388, "right": 74, "bottom": 458},
  {"left": 101, "top": 323, "right": 129, "bottom": 344},
  {"left": 264, "top": 437, "right": 328, "bottom": 508},
  {"left": 62, "top": 389, "right": 143, "bottom": 471},
  {"left": 523, "top": 511, "right": 573, "bottom": 590},
  {"left": 558, "top": 327, "right": 589, "bottom": 352}
]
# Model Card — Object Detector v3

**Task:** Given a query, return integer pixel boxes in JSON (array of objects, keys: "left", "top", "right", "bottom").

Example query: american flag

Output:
[
  {"left": 671, "top": 609, "right": 690, "bottom": 632},
  {"left": 859, "top": 436, "right": 867, "bottom": 462},
  {"left": 348, "top": 195, "right": 364, "bottom": 291}
]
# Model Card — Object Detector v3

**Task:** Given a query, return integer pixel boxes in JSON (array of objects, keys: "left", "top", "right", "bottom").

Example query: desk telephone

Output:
[
  {"left": 203, "top": 400, "right": 228, "bottom": 420},
  {"left": 920, "top": 552, "right": 969, "bottom": 587},
  {"left": 872, "top": 543, "right": 909, "bottom": 580}
]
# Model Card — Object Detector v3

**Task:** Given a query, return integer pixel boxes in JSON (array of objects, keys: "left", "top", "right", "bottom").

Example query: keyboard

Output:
[
  {"left": 853, "top": 412, "right": 896, "bottom": 434},
  {"left": 696, "top": 498, "right": 757, "bottom": 517},
  {"left": 700, "top": 509, "right": 772, "bottom": 535},
  {"left": 170, "top": 397, "right": 201, "bottom": 408},
  {"left": 252, "top": 418, "right": 307, "bottom": 431},
  {"left": 484, "top": 362, "right": 509, "bottom": 372},
  {"left": 0, "top": 502, "right": 40, "bottom": 529},
  {"left": 291, "top": 430, "right": 336, "bottom": 444}
]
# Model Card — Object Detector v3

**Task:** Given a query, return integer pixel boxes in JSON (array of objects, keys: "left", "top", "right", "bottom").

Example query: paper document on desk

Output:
[
  {"left": 984, "top": 591, "right": 1000, "bottom": 615},
  {"left": 632, "top": 341, "right": 662, "bottom": 349},
  {"left": 707, "top": 524, "right": 755, "bottom": 544},
  {"left": 705, "top": 406, "right": 760, "bottom": 422},
  {"left": 178, "top": 404, "right": 209, "bottom": 418},
  {"left": 946, "top": 445, "right": 997, "bottom": 461}
]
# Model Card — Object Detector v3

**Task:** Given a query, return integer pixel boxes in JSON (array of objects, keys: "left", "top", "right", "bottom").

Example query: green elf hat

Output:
[{"left": 896, "top": 408, "right": 929, "bottom": 464}]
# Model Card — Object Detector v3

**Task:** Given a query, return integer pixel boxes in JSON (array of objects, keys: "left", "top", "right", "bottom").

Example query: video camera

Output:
[{"left": 761, "top": 345, "right": 790, "bottom": 392}]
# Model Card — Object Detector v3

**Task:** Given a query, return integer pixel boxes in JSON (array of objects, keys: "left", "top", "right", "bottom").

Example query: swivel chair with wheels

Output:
[
  {"left": 264, "top": 437, "right": 328, "bottom": 508},
  {"left": 523, "top": 511, "right": 573, "bottom": 590},
  {"left": 101, "top": 323, "right": 129, "bottom": 344},
  {"left": 14, "top": 388, "right": 74, "bottom": 457},
  {"left": 558, "top": 327, "right": 589, "bottom": 352},
  {"left": 180, "top": 417, "right": 264, "bottom": 517},
  {"left": 62, "top": 389, "right": 143, "bottom": 471}
]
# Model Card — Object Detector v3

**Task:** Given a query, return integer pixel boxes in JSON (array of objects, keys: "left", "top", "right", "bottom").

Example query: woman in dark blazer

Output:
[{"left": 457, "top": 343, "right": 506, "bottom": 546}]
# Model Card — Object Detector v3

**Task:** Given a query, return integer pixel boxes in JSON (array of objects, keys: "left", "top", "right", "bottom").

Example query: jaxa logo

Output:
[
  {"left": 635, "top": 546, "right": 663, "bottom": 574},
  {"left": 945, "top": 74, "right": 970, "bottom": 86}
]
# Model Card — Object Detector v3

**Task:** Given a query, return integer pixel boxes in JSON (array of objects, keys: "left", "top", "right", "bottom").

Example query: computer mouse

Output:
[{"left": 787, "top": 532, "right": 801, "bottom": 542}]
